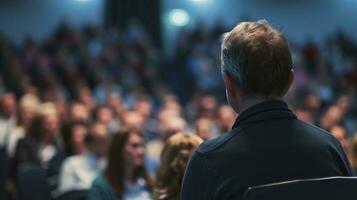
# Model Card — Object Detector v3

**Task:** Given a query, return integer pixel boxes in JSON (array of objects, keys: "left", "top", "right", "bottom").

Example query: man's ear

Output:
[
  {"left": 281, "top": 69, "right": 294, "bottom": 96},
  {"left": 287, "top": 69, "right": 294, "bottom": 91},
  {"left": 223, "top": 73, "right": 236, "bottom": 98}
]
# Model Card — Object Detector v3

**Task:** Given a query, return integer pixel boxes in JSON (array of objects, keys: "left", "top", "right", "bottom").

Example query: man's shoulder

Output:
[
  {"left": 196, "top": 126, "right": 243, "bottom": 154},
  {"left": 295, "top": 120, "right": 340, "bottom": 143}
]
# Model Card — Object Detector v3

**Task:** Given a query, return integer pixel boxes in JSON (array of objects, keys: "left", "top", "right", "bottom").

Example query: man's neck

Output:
[{"left": 238, "top": 97, "right": 282, "bottom": 114}]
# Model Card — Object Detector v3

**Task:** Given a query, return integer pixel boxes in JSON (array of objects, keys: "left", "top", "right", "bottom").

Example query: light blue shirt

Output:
[{"left": 88, "top": 176, "right": 152, "bottom": 200}]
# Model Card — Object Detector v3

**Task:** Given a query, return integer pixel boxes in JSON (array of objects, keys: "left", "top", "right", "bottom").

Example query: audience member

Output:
[
  {"left": 0, "top": 93, "right": 17, "bottom": 151},
  {"left": 89, "top": 129, "right": 153, "bottom": 200},
  {"left": 62, "top": 121, "right": 88, "bottom": 156},
  {"left": 154, "top": 133, "right": 202, "bottom": 200},
  {"left": 10, "top": 103, "right": 65, "bottom": 178},
  {"left": 58, "top": 126, "right": 109, "bottom": 194},
  {"left": 195, "top": 117, "right": 217, "bottom": 140},
  {"left": 330, "top": 125, "right": 350, "bottom": 152},
  {"left": 6, "top": 94, "right": 39, "bottom": 157},
  {"left": 146, "top": 117, "right": 187, "bottom": 165}
]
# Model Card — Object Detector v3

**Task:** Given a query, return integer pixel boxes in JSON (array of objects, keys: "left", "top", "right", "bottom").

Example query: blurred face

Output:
[
  {"left": 218, "top": 105, "right": 237, "bottom": 129},
  {"left": 91, "top": 134, "right": 110, "bottom": 157},
  {"left": 71, "top": 125, "right": 87, "bottom": 144},
  {"left": 125, "top": 133, "right": 145, "bottom": 167},
  {"left": 90, "top": 123, "right": 108, "bottom": 136},
  {"left": 43, "top": 114, "right": 59, "bottom": 137},
  {"left": 1, "top": 94, "right": 16, "bottom": 118},
  {"left": 196, "top": 119, "right": 213, "bottom": 140},
  {"left": 20, "top": 106, "right": 35, "bottom": 127},
  {"left": 79, "top": 88, "right": 96, "bottom": 111},
  {"left": 55, "top": 98, "right": 67, "bottom": 119},
  {"left": 321, "top": 106, "right": 343, "bottom": 129},
  {"left": 122, "top": 111, "right": 144, "bottom": 129},
  {"left": 97, "top": 107, "right": 112, "bottom": 125},
  {"left": 107, "top": 93, "right": 123, "bottom": 111},
  {"left": 135, "top": 100, "right": 151, "bottom": 118},
  {"left": 200, "top": 96, "right": 217, "bottom": 110},
  {"left": 162, "top": 117, "right": 186, "bottom": 139},
  {"left": 70, "top": 103, "right": 89, "bottom": 121},
  {"left": 305, "top": 94, "right": 320, "bottom": 110},
  {"left": 337, "top": 95, "right": 350, "bottom": 114},
  {"left": 330, "top": 126, "right": 349, "bottom": 151}
]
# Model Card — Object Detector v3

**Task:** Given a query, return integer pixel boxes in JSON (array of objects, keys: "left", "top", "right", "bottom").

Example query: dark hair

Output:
[
  {"left": 104, "top": 129, "right": 154, "bottom": 198},
  {"left": 92, "top": 105, "right": 108, "bottom": 121},
  {"left": 62, "top": 121, "right": 88, "bottom": 155},
  {"left": 221, "top": 20, "right": 293, "bottom": 98},
  {"left": 27, "top": 115, "right": 44, "bottom": 141}
]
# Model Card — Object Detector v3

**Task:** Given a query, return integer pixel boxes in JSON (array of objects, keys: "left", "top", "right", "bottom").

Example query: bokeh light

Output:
[{"left": 169, "top": 9, "right": 190, "bottom": 27}]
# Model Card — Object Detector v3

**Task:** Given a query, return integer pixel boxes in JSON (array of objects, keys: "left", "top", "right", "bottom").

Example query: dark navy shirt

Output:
[{"left": 181, "top": 100, "right": 354, "bottom": 200}]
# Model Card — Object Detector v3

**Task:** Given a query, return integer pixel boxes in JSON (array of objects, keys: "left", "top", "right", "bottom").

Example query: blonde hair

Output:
[
  {"left": 36, "top": 102, "right": 57, "bottom": 117},
  {"left": 154, "top": 133, "right": 203, "bottom": 200},
  {"left": 20, "top": 94, "right": 40, "bottom": 110}
]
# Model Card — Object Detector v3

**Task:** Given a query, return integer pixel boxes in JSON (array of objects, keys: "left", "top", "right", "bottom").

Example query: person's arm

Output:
[{"left": 181, "top": 151, "right": 211, "bottom": 200}]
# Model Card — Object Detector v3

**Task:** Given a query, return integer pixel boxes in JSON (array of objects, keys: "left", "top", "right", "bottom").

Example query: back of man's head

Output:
[{"left": 221, "top": 20, "right": 293, "bottom": 99}]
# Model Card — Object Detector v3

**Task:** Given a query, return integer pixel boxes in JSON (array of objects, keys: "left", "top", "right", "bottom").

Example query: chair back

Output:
[
  {"left": 242, "top": 176, "right": 357, "bottom": 200},
  {"left": 16, "top": 162, "right": 52, "bottom": 200},
  {"left": 56, "top": 190, "right": 88, "bottom": 200},
  {"left": 0, "top": 149, "right": 8, "bottom": 200}
]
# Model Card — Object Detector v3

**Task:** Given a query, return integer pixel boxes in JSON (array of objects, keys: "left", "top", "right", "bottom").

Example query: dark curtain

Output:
[{"left": 105, "top": 0, "right": 162, "bottom": 48}]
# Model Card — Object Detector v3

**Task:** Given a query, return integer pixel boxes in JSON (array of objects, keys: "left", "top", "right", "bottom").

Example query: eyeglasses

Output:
[{"left": 129, "top": 142, "right": 144, "bottom": 149}]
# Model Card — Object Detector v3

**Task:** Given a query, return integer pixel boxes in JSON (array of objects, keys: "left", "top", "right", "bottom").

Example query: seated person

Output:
[
  {"left": 88, "top": 129, "right": 154, "bottom": 200},
  {"left": 57, "top": 125, "right": 109, "bottom": 194},
  {"left": 154, "top": 133, "right": 202, "bottom": 200}
]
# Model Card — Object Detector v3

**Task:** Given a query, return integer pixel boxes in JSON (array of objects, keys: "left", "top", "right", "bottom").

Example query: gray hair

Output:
[{"left": 220, "top": 20, "right": 292, "bottom": 97}]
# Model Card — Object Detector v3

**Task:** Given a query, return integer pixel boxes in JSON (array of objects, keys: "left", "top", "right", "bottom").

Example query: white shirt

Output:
[
  {"left": 6, "top": 126, "right": 25, "bottom": 157},
  {"left": 58, "top": 153, "right": 107, "bottom": 194},
  {"left": 0, "top": 117, "right": 16, "bottom": 148}
]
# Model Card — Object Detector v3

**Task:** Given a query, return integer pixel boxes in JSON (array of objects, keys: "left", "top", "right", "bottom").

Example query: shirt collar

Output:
[{"left": 232, "top": 100, "right": 296, "bottom": 128}]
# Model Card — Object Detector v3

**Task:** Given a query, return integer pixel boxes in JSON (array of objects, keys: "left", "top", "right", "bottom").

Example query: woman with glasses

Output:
[{"left": 89, "top": 128, "right": 154, "bottom": 200}]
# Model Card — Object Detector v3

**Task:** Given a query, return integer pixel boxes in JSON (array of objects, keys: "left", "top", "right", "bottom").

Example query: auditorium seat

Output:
[
  {"left": 56, "top": 190, "right": 88, "bottom": 200},
  {"left": 16, "top": 162, "right": 52, "bottom": 200},
  {"left": 0, "top": 149, "right": 8, "bottom": 200},
  {"left": 242, "top": 176, "right": 357, "bottom": 200}
]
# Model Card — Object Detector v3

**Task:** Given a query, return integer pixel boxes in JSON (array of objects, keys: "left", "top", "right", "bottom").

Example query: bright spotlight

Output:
[
  {"left": 169, "top": 9, "right": 190, "bottom": 27},
  {"left": 189, "top": 0, "right": 211, "bottom": 3}
]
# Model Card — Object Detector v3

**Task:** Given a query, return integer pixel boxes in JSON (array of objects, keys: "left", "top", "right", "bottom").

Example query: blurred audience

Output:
[
  {"left": 5, "top": 103, "right": 65, "bottom": 198},
  {"left": 195, "top": 117, "right": 217, "bottom": 140},
  {"left": 0, "top": 17, "right": 356, "bottom": 199}
]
